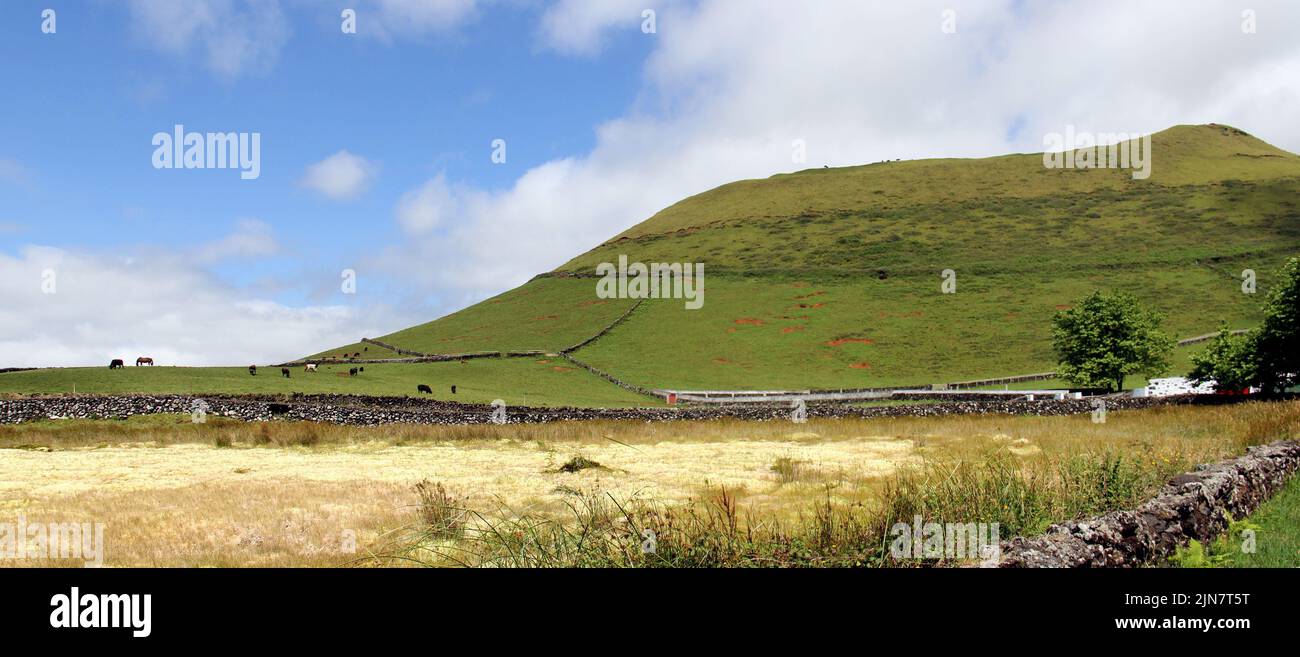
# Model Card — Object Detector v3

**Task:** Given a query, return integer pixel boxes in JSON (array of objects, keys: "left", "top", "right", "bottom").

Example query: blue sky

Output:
[
  {"left": 1, "top": 0, "right": 652, "bottom": 310},
  {"left": 2, "top": 0, "right": 1299, "bottom": 366}
]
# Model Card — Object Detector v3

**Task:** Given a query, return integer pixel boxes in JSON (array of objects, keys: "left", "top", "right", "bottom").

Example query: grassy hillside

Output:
[
  {"left": 309, "top": 124, "right": 1297, "bottom": 394},
  {"left": 357, "top": 277, "right": 638, "bottom": 355},
  {"left": 11, "top": 125, "right": 1292, "bottom": 404}
]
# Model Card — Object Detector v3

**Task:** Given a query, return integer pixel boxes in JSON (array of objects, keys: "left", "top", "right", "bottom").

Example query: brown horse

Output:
[{"left": 136, "top": 357, "right": 154, "bottom": 366}]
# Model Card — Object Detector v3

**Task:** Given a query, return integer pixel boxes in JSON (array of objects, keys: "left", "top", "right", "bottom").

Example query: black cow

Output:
[
  {"left": 417, "top": 384, "right": 432, "bottom": 394},
  {"left": 451, "top": 385, "right": 456, "bottom": 394},
  {"left": 109, "top": 359, "right": 124, "bottom": 369},
  {"left": 349, "top": 368, "right": 358, "bottom": 376},
  {"left": 358, "top": 366, "right": 364, "bottom": 372},
  {"left": 248, "top": 365, "right": 257, "bottom": 376},
  {"left": 281, "top": 368, "right": 290, "bottom": 378}
]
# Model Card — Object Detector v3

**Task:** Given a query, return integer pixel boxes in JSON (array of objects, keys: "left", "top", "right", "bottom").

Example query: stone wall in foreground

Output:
[{"left": 998, "top": 439, "right": 1300, "bottom": 567}]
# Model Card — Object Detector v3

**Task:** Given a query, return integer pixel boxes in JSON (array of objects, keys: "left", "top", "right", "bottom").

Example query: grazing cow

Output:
[
  {"left": 281, "top": 368, "right": 290, "bottom": 378},
  {"left": 136, "top": 357, "right": 154, "bottom": 366},
  {"left": 349, "top": 368, "right": 358, "bottom": 376},
  {"left": 249, "top": 365, "right": 257, "bottom": 376},
  {"left": 417, "top": 384, "right": 432, "bottom": 394},
  {"left": 451, "top": 385, "right": 457, "bottom": 394},
  {"left": 358, "top": 366, "right": 364, "bottom": 372},
  {"left": 304, "top": 363, "right": 318, "bottom": 373},
  {"left": 109, "top": 359, "right": 124, "bottom": 369}
]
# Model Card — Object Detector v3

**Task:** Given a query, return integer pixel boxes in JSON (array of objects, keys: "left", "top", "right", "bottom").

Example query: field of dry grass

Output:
[{"left": 2, "top": 400, "right": 1297, "bottom": 567}]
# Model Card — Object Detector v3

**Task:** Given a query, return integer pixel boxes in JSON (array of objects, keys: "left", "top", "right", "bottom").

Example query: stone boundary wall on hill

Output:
[
  {"left": 1176, "top": 328, "right": 1252, "bottom": 347},
  {"left": 0, "top": 391, "right": 1254, "bottom": 428},
  {"left": 555, "top": 352, "right": 662, "bottom": 399},
  {"left": 562, "top": 298, "right": 645, "bottom": 354},
  {"left": 945, "top": 372, "right": 1059, "bottom": 390},
  {"left": 358, "top": 338, "right": 428, "bottom": 357},
  {"left": 999, "top": 439, "right": 1300, "bottom": 567},
  {"left": 278, "top": 351, "right": 505, "bottom": 367}
]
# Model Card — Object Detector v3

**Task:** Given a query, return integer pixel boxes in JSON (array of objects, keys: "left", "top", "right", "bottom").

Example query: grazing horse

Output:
[
  {"left": 248, "top": 365, "right": 257, "bottom": 376},
  {"left": 304, "top": 363, "right": 318, "bottom": 373},
  {"left": 417, "top": 384, "right": 432, "bottom": 394},
  {"left": 136, "top": 357, "right": 154, "bottom": 366},
  {"left": 109, "top": 359, "right": 124, "bottom": 369},
  {"left": 281, "top": 368, "right": 290, "bottom": 378}
]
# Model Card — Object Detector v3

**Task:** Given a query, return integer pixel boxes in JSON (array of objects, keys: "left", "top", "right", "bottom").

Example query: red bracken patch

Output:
[
  {"left": 849, "top": 362, "right": 872, "bottom": 369},
  {"left": 551, "top": 366, "right": 573, "bottom": 373},
  {"left": 712, "top": 357, "right": 732, "bottom": 364},
  {"left": 533, "top": 315, "right": 558, "bottom": 321},
  {"left": 793, "top": 291, "right": 826, "bottom": 300},
  {"left": 734, "top": 318, "right": 764, "bottom": 326},
  {"left": 1054, "top": 304, "right": 1072, "bottom": 310},
  {"left": 825, "top": 338, "right": 874, "bottom": 347},
  {"left": 578, "top": 300, "right": 608, "bottom": 307},
  {"left": 782, "top": 326, "right": 804, "bottom": 334}
]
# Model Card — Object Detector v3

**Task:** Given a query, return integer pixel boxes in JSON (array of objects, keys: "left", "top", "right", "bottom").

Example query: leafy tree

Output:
[
  {"left": 1051, "top": 291, "right": 1174, "bottom": 392},
  {"left": 1188, "top": 325, "right": 1256, "bottom": 391},
  {"left": 1191, "top": 257, "right": 1300, "bottom": 394},
  {"left": 1251, "top": 257, "right": 1300, "bottom": 393}
]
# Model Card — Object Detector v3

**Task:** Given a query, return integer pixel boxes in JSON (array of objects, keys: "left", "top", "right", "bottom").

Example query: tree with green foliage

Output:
[
  {"left": 1251, "top": 257, "right": 1300, "bottom": 393},
  {"left": 1188, "top": 326, "right": 1256, "bottom": 391},
  {"left": 1189, "top": 256, "right": 1300, "bottom": 394},
  {"left": 1052, "top": 291, "right": 1175, "bottom": 392}
]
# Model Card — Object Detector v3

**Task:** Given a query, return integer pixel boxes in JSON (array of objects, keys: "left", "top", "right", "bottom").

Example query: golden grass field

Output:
[{"left": 2, "top": 400, "right": 1297, "bottom": 567}]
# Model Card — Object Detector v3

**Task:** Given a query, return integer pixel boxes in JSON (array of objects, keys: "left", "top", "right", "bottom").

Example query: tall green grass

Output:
[{"left": 368, "top": 449, "right": 1189, "bottom": 568}]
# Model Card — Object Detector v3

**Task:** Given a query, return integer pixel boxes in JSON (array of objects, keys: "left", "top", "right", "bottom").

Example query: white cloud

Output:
[
  {"left": 0, "top": 159, "right": 30, "bottom": 186},
  {"left": 192, "top": 218, "right": 279, "bottom": 264},
  {"left": 356, "top": 0, "right": 483, "bottom": 41},
  {"left": 299, "top": 151, "right": 378, "bottom": 201},
  {"left": 0, "top": 221, "right": 425, "bottom": 366},
  {"left": 378, "top": 0, "right": 1300, "bottom": 305},
  {"left": 0, "top": 243, "right": 408, "bottom": 368},
  {"left": 126, "top": 0, "right": 291, "bottom": 78},
  {"left": 395, "top": 173, "right": 465, "bottom": 234},
  {"left": 538, "top": 0, "right": 674, "bottom": 55}
]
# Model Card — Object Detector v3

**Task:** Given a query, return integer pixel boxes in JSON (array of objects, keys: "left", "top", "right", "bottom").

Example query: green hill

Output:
[{"left": 329, "top": 124, "right": 1300, "bottom": 393}]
